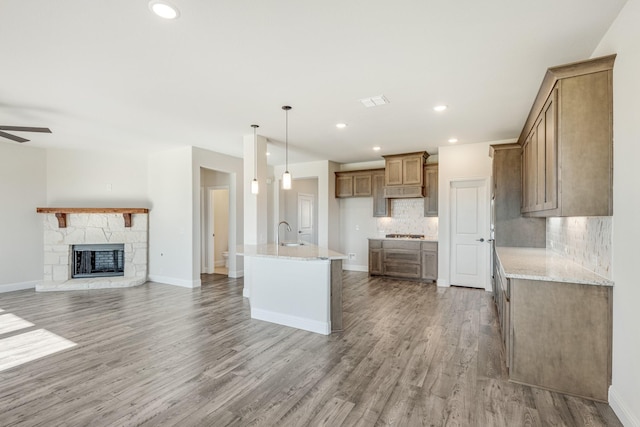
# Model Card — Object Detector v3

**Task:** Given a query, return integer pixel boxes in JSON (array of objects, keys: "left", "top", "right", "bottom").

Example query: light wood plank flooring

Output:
[{"left": 0, "top": 272, "right": 622, "bottom": 426}]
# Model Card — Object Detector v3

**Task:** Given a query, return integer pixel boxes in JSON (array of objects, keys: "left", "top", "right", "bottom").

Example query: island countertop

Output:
[
  {"left": 237, "top": 243, "right": 347, "bottom": 260},
  {"left": 495, "top": 246, "right": 613, "bottom": 287}
]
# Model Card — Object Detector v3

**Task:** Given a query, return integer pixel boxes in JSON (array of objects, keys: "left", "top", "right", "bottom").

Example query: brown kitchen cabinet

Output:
[
  {"left": 519, "top": 54, "right": 614, "bottom": 217},
  {"left": 494, "top": 248, "right": 612, "bottom": 402},
  {"left": 368, "top": 239, "right": 437, "bottom": 282},
  {"left": 423, "top": 164, "right": 438, "bottom": 217},
  {"left": 368, "top": 239, "right": 383, "bottom": 275},
  {"left": 335, "top": 170, "right": 374, "bottom": 198},
  {"left": 372, "top": 169, "right": 390, "bottom": 217},
  {"left": 490, "top": 143, "right": 545, "bottom": 247},
  {"left": 421, "top": 241, "right": 438, "bottom": 281},
  {"left": 382, "top": 152, "right": 428, "bottom": 198}
]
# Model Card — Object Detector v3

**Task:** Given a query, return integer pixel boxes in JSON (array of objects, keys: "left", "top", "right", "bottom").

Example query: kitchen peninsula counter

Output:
[{"left": 238, "top": 243, "right": 346, "bottom": 335}]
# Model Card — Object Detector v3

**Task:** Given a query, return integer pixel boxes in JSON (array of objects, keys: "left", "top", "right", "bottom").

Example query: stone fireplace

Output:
[{"left": 36, "top": 208, "right": 149, "bottom": 291}]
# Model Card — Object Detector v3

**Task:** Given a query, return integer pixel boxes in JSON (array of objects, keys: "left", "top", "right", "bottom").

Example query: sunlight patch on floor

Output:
[
  {"left": 0, "top": 329, "right": 77, "bottom": 372},
  {"left": 0, "top": 313, "right": 35, "bottom": 335}
]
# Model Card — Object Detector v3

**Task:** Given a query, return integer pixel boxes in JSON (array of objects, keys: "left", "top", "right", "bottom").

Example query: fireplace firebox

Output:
[{"left": 72, "top": 244, "right": 125, "bottom": 278}]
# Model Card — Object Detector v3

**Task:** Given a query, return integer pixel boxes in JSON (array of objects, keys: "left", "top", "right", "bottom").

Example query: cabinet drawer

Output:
[
  {"left": 383, "top": 249, "right": 420, "bottom": 264},
  {"left": 421, "top": 241, "right": 437, "bottom": 251},
  {"left": 382, "top": 240, "right": 421, "bottom": 251},
  {"left": 369, "top": 239, "right": 382, "bottom": 249},
  {"left": 383, "top": 262, "right": 421, "bottom": 279}
]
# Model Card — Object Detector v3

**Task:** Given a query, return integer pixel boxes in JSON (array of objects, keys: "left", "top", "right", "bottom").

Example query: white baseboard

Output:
[
  {"left": 242, "top": 286, "right": 250, "bottom": 298},
  {"left": 0, "top": 280, "right": 38, "bottom": 293},
  {"left": 251, "top": 307, "right": 330, "bottom": 335},
  {"left": 148, "top": 275, "right": 201, "bottom": 288},
  {"left": 437, "top": 278, "right": 449, "bottom": 287},
  {"left": 610, "top": 385, "right": 640, "bottom": 427},
  {"left": 342, "top": 264, "right": 368, "bottom": 272},
  {"left": 228, "top": 270, "right": 244, "bottom": 278}
]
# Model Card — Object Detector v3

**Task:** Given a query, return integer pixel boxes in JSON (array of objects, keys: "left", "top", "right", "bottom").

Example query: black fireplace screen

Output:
[{"left": 72, "top": 244, "right": 124, "bottom": 278}]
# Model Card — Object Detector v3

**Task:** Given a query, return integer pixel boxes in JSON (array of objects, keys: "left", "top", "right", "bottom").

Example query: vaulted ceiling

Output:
[{"left": 0, "top": 0, "right": 627, "bottom": 165}]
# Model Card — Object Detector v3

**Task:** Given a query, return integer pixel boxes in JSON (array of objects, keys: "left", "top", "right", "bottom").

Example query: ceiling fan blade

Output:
[
  {"left": 0, "top": 126, "right": 52, "bottom": 133},
  {"left": 0, "top": 130, "right": 29, "bottom": 143}
]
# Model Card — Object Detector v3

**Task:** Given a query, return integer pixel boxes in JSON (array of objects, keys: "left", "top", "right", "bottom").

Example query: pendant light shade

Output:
[
  {"left": 282, "top": 106, "right": 292, "bottom": 190},
  {"left": 251, "top": 124, "right": 259, "bottom": 195},
  {"left": 282, "top": 171, "right": 292, "bottom": 190}
]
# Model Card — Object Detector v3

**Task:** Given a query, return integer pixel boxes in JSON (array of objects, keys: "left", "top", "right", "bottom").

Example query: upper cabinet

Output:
[
  {"left": 519, "top": 54, "right": 615, "bottom": 217},
  {"left": 335, "top": 170, "right": 374, "bottom": 198},
  {"left": 383, "top": 152, "right": 428, "bottom": 198},
  {"left": 372, "top": 170, "right": 391, "bottom": 217},
  {"left": 423, "top": 164, "right": 438, "bottom": 217}
]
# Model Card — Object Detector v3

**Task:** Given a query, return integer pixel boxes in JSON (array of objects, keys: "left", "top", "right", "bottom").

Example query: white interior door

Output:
[
  {"left": 297, "top": 193, "right": 314, "bottom": 244},
  {"left": 450, "top": 179, "right": 489, "bottom": 289}
]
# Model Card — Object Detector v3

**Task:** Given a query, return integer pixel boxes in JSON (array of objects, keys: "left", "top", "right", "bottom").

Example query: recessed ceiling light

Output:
[
  {"left": 448, "top": 138, "right": 458, "bottom": 143},
  {"left": 433, "top": 105, "right": 448, "bottom": 112},
  {"left": 336, "top": 123, "right": 347, "bottom": 129},
  {"left": 360, "top": 95, "right": 390, "bottom": 108},
  {"left": 373, "top": 146, "right": 381, "bottom": 151},
  {"left": 266, "top": 152, "right": 271, "bottom": 156},
  {"left": 149, "top": 1, "right": 180, "bottom": 19}
]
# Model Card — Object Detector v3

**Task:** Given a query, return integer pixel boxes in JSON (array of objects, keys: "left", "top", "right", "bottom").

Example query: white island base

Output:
[{"left": 239, "top": 244, "right": 346, "bottom": 335}]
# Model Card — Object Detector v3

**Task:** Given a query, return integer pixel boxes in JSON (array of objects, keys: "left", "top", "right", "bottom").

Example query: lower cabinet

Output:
[
  {"left": 369, "top": 239, "right": 437, "bottom": 282},
  {"left": 494, "top": 254, "right": 612, "bottom": 402}
]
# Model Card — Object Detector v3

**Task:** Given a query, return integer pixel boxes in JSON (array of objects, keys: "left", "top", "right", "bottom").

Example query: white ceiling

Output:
[{"left": 0, "top": 0, "right": 627, "bottom": 165}]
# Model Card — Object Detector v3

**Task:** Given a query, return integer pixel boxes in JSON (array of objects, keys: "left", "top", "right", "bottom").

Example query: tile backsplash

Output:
[
  {"left": 546, "top": 216, "right": 612, "bottom": 279},
  {"left": 376, "top": 199, "right": 438, "bottom": 239}
]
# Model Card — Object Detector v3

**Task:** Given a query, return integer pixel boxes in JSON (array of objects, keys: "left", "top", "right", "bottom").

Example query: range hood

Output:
[{"left": 382, "top": 151, "right": 429, "bottom": 199}]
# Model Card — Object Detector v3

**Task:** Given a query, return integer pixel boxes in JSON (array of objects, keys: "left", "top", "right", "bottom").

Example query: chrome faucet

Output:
[{"left": 277, "top": 221, "right": 292, "bottom": 246}]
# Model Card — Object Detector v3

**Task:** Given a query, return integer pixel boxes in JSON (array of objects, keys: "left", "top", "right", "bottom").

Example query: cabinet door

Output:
[
  {"left": 353, "top": 174, "right": 372, "bottom": 197},
  {"left": 543, "top": 89, "right": 558, "bottom": 210},
  {"left": 385, "top": 158, "right": 403, "bottom": 186},
  {"left": 421, "top": 251, "right": 437, "bottom": 281},
  {"left": 402, "top": 156, "right": 423, "bottom": 185},
  {"left": 424, "top": 165, "right": 438, "bottom": 216},
  {"left": 535, "top": 115, "right": 546, "bottom": 211},
  {"left": 336, "top": 175, "right": 353, "bottom": 198},
  {"left": 369, "top": 249, "right": 383, "bottom": 275},
  {"left": 372, "top": 172, "right": 390, "bottom": 217}
]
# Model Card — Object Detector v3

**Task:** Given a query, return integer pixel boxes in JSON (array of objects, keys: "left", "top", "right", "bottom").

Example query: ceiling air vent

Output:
[{"left": 359, "top": 95, "right": 389, "bottom": 108}]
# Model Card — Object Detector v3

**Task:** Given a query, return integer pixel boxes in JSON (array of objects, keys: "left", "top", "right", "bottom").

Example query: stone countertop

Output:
[
  {"left": 495, "top": 247, "right": 613, "bottom": 287},
  {"left": 237, "top": 243, "right": 347, "bottom": 261},
  {"left": 368, "top": 237, "right": 438, "bottom": 242}
]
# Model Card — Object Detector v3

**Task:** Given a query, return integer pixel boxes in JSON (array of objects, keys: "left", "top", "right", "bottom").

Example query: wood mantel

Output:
[{"left": 36, "top": 208, "right": 149, "bottom": 228}]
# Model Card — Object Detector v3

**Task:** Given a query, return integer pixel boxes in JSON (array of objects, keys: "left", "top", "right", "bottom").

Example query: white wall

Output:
[
  {"left": 46, "top": 148, "right": 149, "bottom": 207},
  {"left": 438, "top": 142, "right": 494, "bottom": 289},
  {"left": 339, "top": 197, "right": 378, "bottom": 271},
  {"left": 148, "top": 146, "right": 194, "bottom": 287},
  {"left": 0, "top": 142, "right": 46, "bottom": 292},
  {"left": 592, "top": 1, "right": 640, "bottom": 424}
]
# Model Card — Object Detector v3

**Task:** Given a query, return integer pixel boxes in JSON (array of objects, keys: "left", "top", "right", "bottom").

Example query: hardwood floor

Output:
[{"left": 0, "top": 272, "right": 622, "bottom": 426}]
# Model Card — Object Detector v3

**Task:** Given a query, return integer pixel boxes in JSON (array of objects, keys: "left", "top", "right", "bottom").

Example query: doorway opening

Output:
[{"left": 200, "top": 168, "right": 231, "bottom": 277}]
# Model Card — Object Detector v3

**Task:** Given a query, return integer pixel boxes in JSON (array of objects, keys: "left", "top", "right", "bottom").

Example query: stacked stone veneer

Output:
[{"left": 38, "top": 213, "right": 148, "bottom": 291}]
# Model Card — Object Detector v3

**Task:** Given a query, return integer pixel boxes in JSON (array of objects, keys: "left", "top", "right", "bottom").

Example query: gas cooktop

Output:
[{"left": 385, "top": 234, "right": 425, "bottom": 239}]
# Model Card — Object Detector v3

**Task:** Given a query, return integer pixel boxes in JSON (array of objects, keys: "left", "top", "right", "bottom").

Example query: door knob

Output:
[{"left": 476, "top": 238, "right": 485, "bottom": 242}]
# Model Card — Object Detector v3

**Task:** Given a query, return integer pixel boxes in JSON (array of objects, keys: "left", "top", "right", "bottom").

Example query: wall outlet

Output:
[{"left": 348, "top": 253, "right": 356, "bottom": 260}]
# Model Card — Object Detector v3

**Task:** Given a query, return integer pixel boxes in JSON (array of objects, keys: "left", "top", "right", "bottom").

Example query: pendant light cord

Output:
[{"left": 285, "top": 108, "right": 289, "bottom": 171}]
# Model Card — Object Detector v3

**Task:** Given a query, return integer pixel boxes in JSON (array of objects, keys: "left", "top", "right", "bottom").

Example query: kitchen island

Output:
[{"left": 237, "top": 243, "right": 347, "bottom": 335}]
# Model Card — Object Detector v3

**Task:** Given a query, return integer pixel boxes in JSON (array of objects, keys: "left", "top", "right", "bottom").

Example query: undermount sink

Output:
[{"left": 280, "top": 242, "right": 304, "bottom": 247}]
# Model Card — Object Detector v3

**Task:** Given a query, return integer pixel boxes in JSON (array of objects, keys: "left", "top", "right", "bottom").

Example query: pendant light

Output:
[
  {"left": 250, "top": 124, "right": 259, "bottom": 195},
  {"left": 282, "top": 106, "right": 292, "bottom": 190}
]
